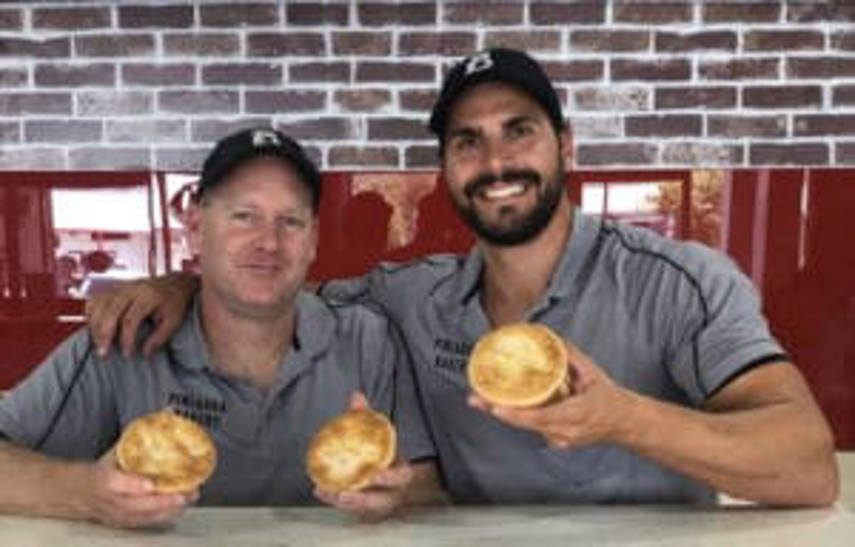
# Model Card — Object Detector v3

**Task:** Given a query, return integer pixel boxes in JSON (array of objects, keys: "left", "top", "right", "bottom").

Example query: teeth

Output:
[{"left": 483, "top": 184, "right": 526, "bottom": 200}]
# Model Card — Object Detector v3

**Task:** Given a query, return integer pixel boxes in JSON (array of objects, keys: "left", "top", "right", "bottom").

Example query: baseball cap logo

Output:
[
  {"left": 251, "top": 129, "right": 281, "bottom": 148},
  {"left": 464, "top": 51, "right": 494, "bottom": 76}
]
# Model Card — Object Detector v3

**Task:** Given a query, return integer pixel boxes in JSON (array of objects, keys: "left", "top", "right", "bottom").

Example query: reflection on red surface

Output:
[{"left": 1, "top": 169, "right": 853, "bottom": 448}]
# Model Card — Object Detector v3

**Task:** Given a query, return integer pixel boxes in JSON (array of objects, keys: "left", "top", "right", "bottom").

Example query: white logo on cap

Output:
[
  {"left": 464, "top": 52, "right": 494, "bottom": 75},
  {"left": 252, "top": 129, "right": 281, "bottom": 148}
]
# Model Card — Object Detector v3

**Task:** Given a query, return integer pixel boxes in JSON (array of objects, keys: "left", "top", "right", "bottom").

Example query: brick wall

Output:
[{"left": 1, "top": 0, "right": 854, "bottom": 170}]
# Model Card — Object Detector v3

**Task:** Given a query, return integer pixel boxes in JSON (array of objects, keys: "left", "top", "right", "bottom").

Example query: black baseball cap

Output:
[
  {"left": 197, "top": 127, "right": 322, "bottom": 212},
  {"left": 429, "top": 48, "right": 564, "bottom": 140}
]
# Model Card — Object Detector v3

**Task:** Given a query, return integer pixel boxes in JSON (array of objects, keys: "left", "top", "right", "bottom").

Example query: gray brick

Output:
[
  {"left": 199, "top": 3, "right": 278, "bottom": 27},
  {"left": 191, "top": 118, "right": 273, "bottom": 142},
  {"left": 245, "top": 91, "right": 326, "bottom": 113},
  {"left": 106, "top": 119, "right": 186, "bottom": 143},
  {"left": 33, "top": 7, "right": 111, "bottom": 29},
  {"left": 661, "top": 143, "right": 743, "bottom": 166},
  {"left": 0, "top": 93, "right": 72, "bottom": 116},
  {"left": 70, "top": 147, "right": 150, "bottom": 169},
  {"left": 25, "top": 119, "right": 102, "bottom": 143},
  {"left": 35, "top": 63, "right": 115, "bottom": 87},
  {"left": 750, "top": 143, "right": 828, "bottom": 165},
  {"left": 0, "top": 147, "right": 65, "bottom": 169},
  {"left": 159, "top": 91, "right": 240, "bottom": 114},
  {"left": 577, "top": 143, "right": 658, "bottom": 166},
  {"left": 119, "top": 5, "right": 194, "bottom": 28},
  {"left": 164, "top": 33, "right": 241, "bottom": 57},
  {"left": 77, "top": 90, "right": 154, "bottom": 116},
  {"left": 329, "top": 146, "right": 398, "bottom": 167}
]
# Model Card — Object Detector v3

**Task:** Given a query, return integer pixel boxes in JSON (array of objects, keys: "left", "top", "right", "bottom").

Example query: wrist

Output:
[
  {"left": 50, "top": 461, "right": 96, "bottom": 520},
  {"left": 610, "top": 388, "right": 647, "bottom": 447}
]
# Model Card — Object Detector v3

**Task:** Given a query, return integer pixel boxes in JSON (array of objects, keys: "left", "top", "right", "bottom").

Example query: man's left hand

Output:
[{"left": 314, "top": 463, "right": 415, "bottom": 522}]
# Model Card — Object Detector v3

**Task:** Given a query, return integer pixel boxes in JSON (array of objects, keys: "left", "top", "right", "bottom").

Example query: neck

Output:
[
  {"left": 479, "top": 196, "right": 573, "bottom": 327},
  {"left": 199, "top": 290, "right": 296, "bottom": 394}
]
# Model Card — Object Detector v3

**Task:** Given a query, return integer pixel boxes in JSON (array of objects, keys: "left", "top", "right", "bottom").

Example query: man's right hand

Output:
[
  {"left": 85, "top": 273, "right": 199, "bottom": 358},
  {"left": 79, "top": 449, "right": 196, "bottom": 529}
]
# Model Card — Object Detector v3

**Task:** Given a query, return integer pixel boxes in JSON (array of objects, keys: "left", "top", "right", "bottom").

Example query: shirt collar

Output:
[{"left": 167, "top": 290, "right": 336, "bottom": 372}]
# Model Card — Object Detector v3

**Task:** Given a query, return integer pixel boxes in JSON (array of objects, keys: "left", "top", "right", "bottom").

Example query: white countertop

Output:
[{"left": 1, "top": 504, "right": 853, "bottom": 547}]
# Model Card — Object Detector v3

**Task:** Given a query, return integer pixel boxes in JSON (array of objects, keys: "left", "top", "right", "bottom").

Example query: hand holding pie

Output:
[
  {"left": 306, "top": 408, "right": 396, "bottom": 493},
  {"left": 115, "top": 410, "right": 217, "bottom": 494},
  {"left": 468, "top": 323, "right": 569, "bottom": 408}
]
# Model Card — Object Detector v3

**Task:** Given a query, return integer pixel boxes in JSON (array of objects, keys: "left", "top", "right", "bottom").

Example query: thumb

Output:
[
  {"left": 349, "top": 391, "right": 370, "bottom": 411},
  {"left": 97, "top": 452, "right": 155, "bottom": 495},
  {"left": 562, "top": 340, "right": 600, "bottom": 390}
]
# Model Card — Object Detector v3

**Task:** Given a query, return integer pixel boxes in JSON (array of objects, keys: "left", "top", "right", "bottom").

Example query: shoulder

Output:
[
  {"left": 372, "top": 253, "right": 467, "bottom": 286},
  {"left": 39, "top": 326, "right": 99, "bottom": 369},
  {"left": 301, "top": 290, "right": 397, "bottom": 346},
  {"left": 363, "top": 252, "right": 469, "bottom": 305},
  {"left": 598, "top": 220, "right": 748, "bottom": 295}
]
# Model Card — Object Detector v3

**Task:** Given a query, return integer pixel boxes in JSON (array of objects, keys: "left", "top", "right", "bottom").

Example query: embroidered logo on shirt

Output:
[
  {"left": 167, "top": 392, "right": 226, "bottom": 429},
  {"left": 433, "top": 338, "right": 473, "bottom": 372}
]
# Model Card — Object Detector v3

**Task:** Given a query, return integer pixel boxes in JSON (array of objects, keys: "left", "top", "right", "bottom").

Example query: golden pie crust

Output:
[
  {"left": 468, "top": 323, "right": 569, "bottom": 408},
  {"left": 306, "top": 409, "right": 396, "bottom": 493},
  {"left": 116, "top": 410, "right": 217, "bottom": 494}
]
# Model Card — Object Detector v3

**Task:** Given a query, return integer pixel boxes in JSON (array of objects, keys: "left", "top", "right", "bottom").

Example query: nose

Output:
[
  {"left": 481, "top": 135, "right": 510, "bottom": 177},
  {"left": 252, "top": 219, "right": 281, "bottom": 252}
]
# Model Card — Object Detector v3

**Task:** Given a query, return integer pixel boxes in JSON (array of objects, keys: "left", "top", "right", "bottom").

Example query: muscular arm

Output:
[
  {"left": 618, "top": 362, "right": 838, "bottom": 506},
  {"left": 0, "top": 440, "right": 193, "bottom": 527},
  {"left": 0, "top": 440, "right": 91, "bottom": 519},
  {"left": 477, "top": 354, "right": 838, "bottom": 507}
]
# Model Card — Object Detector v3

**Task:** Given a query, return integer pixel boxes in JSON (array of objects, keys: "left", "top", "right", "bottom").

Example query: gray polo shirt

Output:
[
  {"left": 322, "top": 212, "right": 786, "bottom": 504},
  {"left": 0, "top": 291, "right": 434, "bottom": 506}
]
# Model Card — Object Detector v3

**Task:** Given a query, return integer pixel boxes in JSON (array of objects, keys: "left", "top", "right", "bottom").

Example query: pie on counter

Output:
[
  {"left": 306, "top": 409, "right": 396, "bottom": 493},
  {"left": 116, "top": 410, "right": 217, "bottom": 494},
  {"left": 468, "top": 323, "right": 569, "bottom": 408}
]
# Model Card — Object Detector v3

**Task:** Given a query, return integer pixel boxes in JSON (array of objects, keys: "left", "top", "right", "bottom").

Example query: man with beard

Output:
[{"left": 85, "top": 49, "right": 838, "bottom": 507}]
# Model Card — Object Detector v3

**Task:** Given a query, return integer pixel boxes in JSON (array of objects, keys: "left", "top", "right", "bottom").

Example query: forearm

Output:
[
  {"left": 148, "top": 271, "right": 200, "bottom": 300},
  {"left": 616, "top": 389, "right": 838, "bottom": 506},
  {"left": 0, "top": 441, "right": 92, "bottom": 519}
]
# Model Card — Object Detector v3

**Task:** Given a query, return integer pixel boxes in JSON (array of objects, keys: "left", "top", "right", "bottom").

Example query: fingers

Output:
[
  {"left": 315, "top": 487, "right": 402, "bottom": 522},
  {"left": 100, "top": 493, "right": 191, "bottom": 529},
  {"left": 119, "top": 291, "right": 156, "bottom": 358},
  {"left": 104, "top": 469, "right": 156, "bottom": 496},
  {"left": 140, "top": 305, "right": 184, "bottom": 357},
  {"left": 348, "top": 392, "right": 370, "bottom": 411},
  {"left": 86, "top": 291, "right": 134, "bottom": 357},
  {"left": 562, "top": 339, "right": 601, "bottom": 389},
  {"left": 466, "top": 394, "right": 491, "bottom": 412},
  {"left": 87, "top": 458, "right": 195, "bottom": 529},
  {"left": 314, "top": 464, "right": 414, "bottom": 521},
  {"left": 96, "top": 451, "right": 155, "bottom": 495},
  {"left": 371, "top": 464, "right": 413, "bottom": 488}
]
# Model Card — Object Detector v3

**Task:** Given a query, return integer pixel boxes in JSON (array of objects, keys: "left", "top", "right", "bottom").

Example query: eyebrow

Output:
[
  {"left": 503, "top": 114, "right": 537, "bottom": 129},
  {"left": 447, "top": 126, "right": 480, "bottom": 141}
]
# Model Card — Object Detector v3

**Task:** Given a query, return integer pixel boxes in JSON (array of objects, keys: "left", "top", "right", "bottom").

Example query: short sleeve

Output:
[
  {"left": 0, "top": 328, "right": 118, "bottom": 458},
  {"left": 666, "top": 247, "right": 786, "bottom": 405}
]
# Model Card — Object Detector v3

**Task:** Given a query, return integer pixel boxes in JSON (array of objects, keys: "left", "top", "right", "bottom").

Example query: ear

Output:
[
  {"left": 307, "top": 217, "right": 319, "bottom": 265},
  {"left": 185, "top": 201, "right": 204, "bottom": 256},
  {"left": 558, "top": 124, "right": 574, "bottom": 169}
]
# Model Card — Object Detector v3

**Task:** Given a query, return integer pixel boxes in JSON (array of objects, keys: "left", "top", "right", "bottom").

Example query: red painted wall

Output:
[{"left": 1, "top": 169, "right": 853, "bottom": 447}]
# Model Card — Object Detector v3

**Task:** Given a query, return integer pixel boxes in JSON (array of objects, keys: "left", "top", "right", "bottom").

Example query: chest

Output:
[
  {"left": 111, "top": 358, "right": 358, "bottom": 505},
  {"left": 402, "top": 288, "right": 677, "bottom": 412}
]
